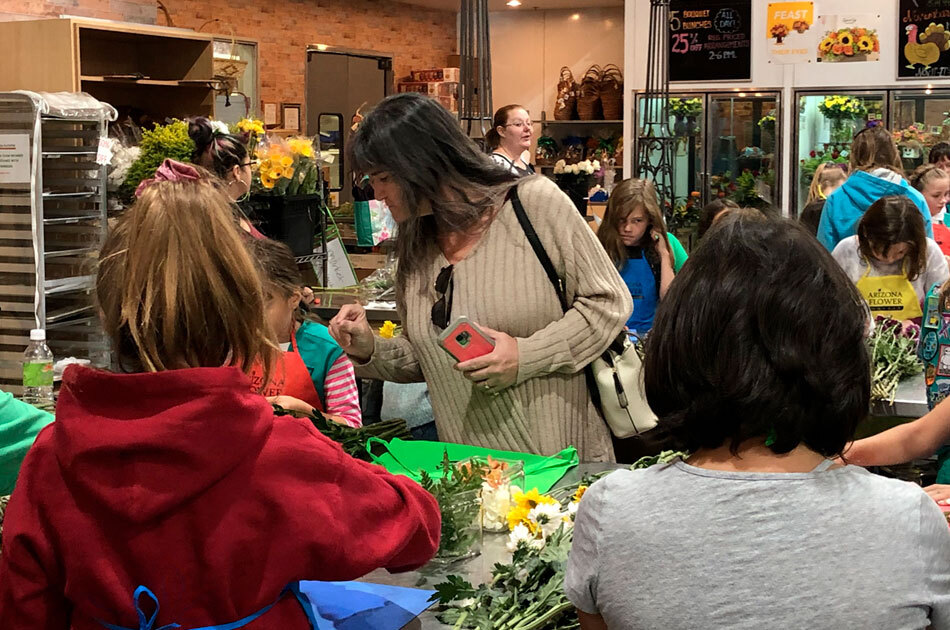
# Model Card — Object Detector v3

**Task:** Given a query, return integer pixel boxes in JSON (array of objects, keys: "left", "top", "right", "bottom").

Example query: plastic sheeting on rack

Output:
[{"left": 11, "top": 90, "right": 117, "bottom": 121}]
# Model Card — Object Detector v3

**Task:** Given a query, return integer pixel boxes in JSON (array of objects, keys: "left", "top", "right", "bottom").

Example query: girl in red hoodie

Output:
[{"left": 0, "top": 177, "right": 441, "bottom": 629}]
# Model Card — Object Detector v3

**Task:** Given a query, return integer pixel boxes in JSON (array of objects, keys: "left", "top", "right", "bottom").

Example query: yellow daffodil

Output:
[
  {"left": 269, "top": 169, "right": 284, "bottom": 181},
  {"left": 260, "top": 173, "right": 276, "bottom": 189},
  {"left": 282, "top": 166, "right": 295, "bottom": 179},
  {"left": 260, "top": 159, "right": 273, "bottom": 173},
  {"left": 379, "top": 321, "right": 397, "bottom": 339},
  {"left": 280, "top": 155, "right": 294, "bottom": 168}
]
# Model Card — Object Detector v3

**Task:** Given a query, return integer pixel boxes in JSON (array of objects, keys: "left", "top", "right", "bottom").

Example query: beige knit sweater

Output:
[{"left": 356, "top": 176, "right": 631, "bottom": 462}]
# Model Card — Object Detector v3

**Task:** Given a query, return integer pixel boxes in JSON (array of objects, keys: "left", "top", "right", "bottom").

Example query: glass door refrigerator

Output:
[
  {"left": 889, "top": 89, "right": 950, "bottom": 175},
  {"left": 793, "top": 90, "right": 887, "bottom": 215},
  {"left": 706, "top": 91, "right": 781, "bottom": 211},
  {"left": 635, "top": 92, "right": 706, "bottom": 246}
]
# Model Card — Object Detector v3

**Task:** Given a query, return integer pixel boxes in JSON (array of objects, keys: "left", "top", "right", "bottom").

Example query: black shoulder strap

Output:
[
  {"left": 508, "top": 184, "right": 607, "bottom": 413},
  {"left": 508, "top": 185, "right": 569, "bottom": 313}
]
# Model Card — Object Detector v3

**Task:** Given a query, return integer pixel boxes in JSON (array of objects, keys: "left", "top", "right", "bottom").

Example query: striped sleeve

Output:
[{"left": 324, "top": 354, "right": 363, "bottom": 427}]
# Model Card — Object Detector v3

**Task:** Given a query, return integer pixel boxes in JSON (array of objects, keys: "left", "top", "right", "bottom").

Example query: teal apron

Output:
[
  {"left": 919, "top": 285, "right": 950, "bottom": 483},
  {"left": 97, "top": 583, "right": 319, "bottom": 630}
]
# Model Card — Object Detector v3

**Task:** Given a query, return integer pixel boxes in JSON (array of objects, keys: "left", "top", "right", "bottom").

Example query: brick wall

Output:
[{"left": 0, "top": 0, "right": 457, "bottom": 115}]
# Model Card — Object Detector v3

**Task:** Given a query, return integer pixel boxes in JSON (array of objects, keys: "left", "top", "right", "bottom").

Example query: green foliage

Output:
[
  {"left": 868, "top": 318, "right": 922, "bottom": 402},
  {"left": 420, "top": 452, "right": 484, "bottom": 559},
  {"left": 120, "top": 120, "right": 196, "bottom": 201},
  {"left": 631, "top": 450, "right": 690, "bottom": 469},
  {"left": 271, "top": 405, "right": 409, "bottom": 460}
]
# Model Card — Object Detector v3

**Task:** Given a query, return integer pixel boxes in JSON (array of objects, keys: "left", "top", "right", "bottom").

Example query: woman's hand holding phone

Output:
[{"left": 456, "top": 326, "right": 519, "bottom": 394}]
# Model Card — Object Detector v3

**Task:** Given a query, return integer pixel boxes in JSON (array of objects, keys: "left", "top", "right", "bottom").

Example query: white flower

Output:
[
  {"left": 210, "top": 120, "right": 230, "bottom": 136},
  {"left": 566, "top": 164, "right": 578, "bottom": 175},
  {"left": 456, "top": 598, "right": 476, "bottom": 608},
  {"left": 507, "top": 522, "right": 544, "bottom": 552},
  {"left": 527, "top": 501, "right": 564, "bottom": 539},
  {"left": 480, "top": 481, "right": 512, "bottom": 532},
  {"left": 567, "top": 500, "right": 579, "bottom": 519},
  {"left": 592, "top": 160, "right": 601, "bottom": 170},
  {"left": 553, "top": 159, "right": 567, "bottom": 174}
]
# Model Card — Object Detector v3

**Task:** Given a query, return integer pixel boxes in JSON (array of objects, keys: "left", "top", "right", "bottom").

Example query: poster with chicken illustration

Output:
[
  {"left": 816, "top": 14, "right": 881, "bottom": 63},
  {"left": 899, "top": 0, "right": 950, "bottom": 78},
  {"left": 767, "top": 2, "right": 815, "bottom": 64}
]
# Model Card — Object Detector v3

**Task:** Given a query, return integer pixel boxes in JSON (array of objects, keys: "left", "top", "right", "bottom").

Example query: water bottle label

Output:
[{"left": 23, "top": 361, "right": 53, "bottom": 388}]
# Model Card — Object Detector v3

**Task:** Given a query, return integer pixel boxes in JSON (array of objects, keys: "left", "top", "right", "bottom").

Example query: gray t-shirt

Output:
[
  {"left": 565, "top": 461, "right": 950, "bottom": 629},
  {"left": 831, "top": 235, "right": 950, "bottom": 302}
]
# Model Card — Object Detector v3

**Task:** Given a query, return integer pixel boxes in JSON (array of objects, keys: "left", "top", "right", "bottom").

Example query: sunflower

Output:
[
  {"left": 857, "top": 35, "right": 873, "bottom": 52},
  {"left": 819, "top": 36, "right": 835, "bottom": 53},
  {"left": 836, "top": 30, "right": 853, "bottom": 46}
]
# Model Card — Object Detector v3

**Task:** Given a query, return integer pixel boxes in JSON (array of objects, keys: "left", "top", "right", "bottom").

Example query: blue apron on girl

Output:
[{"left": 619, "top": 250, "right": 659, "bottom": 334}]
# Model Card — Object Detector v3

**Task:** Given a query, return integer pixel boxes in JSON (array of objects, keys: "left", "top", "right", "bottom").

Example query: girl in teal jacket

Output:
[{"left": 0, "top": 390, "right": 53, "bottom": 495}]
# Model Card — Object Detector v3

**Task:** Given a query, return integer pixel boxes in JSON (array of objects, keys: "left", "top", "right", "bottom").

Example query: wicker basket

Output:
[
  {"left": 600, "top": 64, "right": 623, "bottom": 120},
  {"left": 577, "top": 65, "right": 603, "bottom": 121},
  {"left": 554, "top": 66, "right": 578, "bottom": 120}
]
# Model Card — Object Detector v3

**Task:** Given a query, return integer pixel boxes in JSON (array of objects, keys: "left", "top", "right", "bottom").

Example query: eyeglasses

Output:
[
  {"left": 430, "top": 265, "right": 454, "bottom": 330},
  {"left": 240, "top": 159, "right": 257, "bottom": 167},
  {"left": 504, "top": 121, "right": 532, "bottom": 129}
]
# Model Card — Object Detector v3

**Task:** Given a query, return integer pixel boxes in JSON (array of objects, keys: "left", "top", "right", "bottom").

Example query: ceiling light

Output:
[
  {"left": 506, "top": 0, "right": 521, "bottom": 6},
  {"left": 571, "top": 13, "right": 581, "bottom": 20},
  {"left": 738, "top": 92, "right": 746, "bottom": 97},
  {"left": 316, "top": 44, "right": 328, "bottom": 51}
]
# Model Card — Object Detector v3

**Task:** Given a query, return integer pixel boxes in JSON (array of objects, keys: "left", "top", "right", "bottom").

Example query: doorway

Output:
[{"left": 306, "top": 46, "right": 393, "bottom": 204}]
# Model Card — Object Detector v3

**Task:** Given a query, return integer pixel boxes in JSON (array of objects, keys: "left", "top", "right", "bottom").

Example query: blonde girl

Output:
[
  {"left": 598, "top": 178, "right": 688, "bottom": 334},
  {"left": 911, "top": 163, "right": 950, "bottom": 256}
]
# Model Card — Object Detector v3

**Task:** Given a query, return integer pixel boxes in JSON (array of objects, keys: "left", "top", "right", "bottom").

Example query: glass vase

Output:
[
  {"left": 433, "top": 488, "right": 483, "bottom": 564},
  {"left": 477, "top": 460, "right": 526, "bottom": 533}
]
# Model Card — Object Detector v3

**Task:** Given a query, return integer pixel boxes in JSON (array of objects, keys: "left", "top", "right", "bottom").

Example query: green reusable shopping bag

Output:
[{"left": 366, "top": 438, "right": 578, "bottom": 494}]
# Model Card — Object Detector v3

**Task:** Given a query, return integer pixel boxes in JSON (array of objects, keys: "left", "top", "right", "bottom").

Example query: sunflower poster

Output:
[
  {"left": 816, "top": 14, "right": 881, "bottom": 63},
  {"left": 766, "top": 2, "right": 815, "bottom": 64}
]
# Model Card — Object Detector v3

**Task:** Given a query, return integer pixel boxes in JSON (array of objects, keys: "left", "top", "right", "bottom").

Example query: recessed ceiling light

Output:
[
  {"left": 571, "top": 13, "right": 581, "bottom": 20},
  {"left": 506, "top": 0, "right": 521, "bottom": 6}
]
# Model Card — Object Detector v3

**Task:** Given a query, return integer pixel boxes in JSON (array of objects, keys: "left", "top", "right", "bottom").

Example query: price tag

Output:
[{"left": 96, "top": 137, "right": 114, "bottom": 166}]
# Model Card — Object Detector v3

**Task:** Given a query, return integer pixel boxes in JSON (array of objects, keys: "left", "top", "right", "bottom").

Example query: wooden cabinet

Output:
[{"left": 0, "top": 17, "right": 215, "bottom": 120}]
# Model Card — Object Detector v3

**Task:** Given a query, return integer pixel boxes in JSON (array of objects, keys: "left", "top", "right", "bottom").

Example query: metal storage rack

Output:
[{"left": 0, "top": 92, "right": 114, "bottom": 394}]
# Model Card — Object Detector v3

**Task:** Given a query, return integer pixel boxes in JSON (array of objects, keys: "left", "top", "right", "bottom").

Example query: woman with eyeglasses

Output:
[
  {"left": 817, "top": 123, "right": 933, "bottom": 252},
  {"left": 188, "top": 117, "right": 263, "bottom": 237},
  {"left": 329, "top": 93, "right": 631, "bottom": 462},
  {"left": 486, "top": 104, "right": 535, "bottom": 177}
]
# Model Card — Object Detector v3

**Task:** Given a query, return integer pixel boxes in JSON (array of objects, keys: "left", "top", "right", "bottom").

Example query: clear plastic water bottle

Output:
[{"left": 22, "top": 329, "right": 55, "bottom": 411}]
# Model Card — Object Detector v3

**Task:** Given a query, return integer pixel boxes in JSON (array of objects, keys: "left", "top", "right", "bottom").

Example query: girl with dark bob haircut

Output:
[
  {"left": 645, "top": 209, "right": 869, "bottom": 456},
  {"left": 565, "top": 210, "right": 950, "bottom": 630}
]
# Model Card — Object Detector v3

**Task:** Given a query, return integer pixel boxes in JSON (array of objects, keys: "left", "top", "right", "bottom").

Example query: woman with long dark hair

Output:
[{"left": 329, "top": 93, "right": 630, "bottom": 461}]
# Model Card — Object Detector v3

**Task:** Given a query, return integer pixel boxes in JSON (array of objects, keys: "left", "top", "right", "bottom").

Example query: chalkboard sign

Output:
[
  {"left": 669, "top": 0, "right": 753, "bottom": 82},
  {"left": 898, "top": 0, "right": 950, "bottom": 79}
]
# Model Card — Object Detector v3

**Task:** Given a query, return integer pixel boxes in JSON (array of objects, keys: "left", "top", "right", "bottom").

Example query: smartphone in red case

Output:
[{"left": 438, "top": 316, "right": 496, "bottom": 363}]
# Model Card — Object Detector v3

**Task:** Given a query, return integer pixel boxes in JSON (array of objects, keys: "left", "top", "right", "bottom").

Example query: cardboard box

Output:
[
  {"left": 411, "top": 67, "right": 460, "bottom": 82},
  {"left": 397, "top": 81, "right": 458, "bottom": 96}
]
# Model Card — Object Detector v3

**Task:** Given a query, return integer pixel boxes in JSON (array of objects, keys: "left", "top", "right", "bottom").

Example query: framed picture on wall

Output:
[
  {"left": 263, "top": 102, "right": 278, "bottom": 127},
  {"left": 281, "top": 103, "right": 301, "bottom": 131}
]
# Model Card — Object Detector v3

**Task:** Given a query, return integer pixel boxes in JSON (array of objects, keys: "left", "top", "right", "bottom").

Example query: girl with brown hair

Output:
[
  {"left": 831, "top": 194, "right": 948, "bottom": 322},
  {"left": 911, "top": 163, "right": 950, "bottom": 256},
  {"left": 598, "top": 178, "right": 688, "bottom": 335},
  {"left": 818, "top": 123, "right": 933, "bottom": 251},
  {"left": 0, "top": 178, "right": 439, "bottom": 628}
]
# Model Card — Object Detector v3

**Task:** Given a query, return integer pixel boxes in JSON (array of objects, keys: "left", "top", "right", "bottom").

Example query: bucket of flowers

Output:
[
  {"left": 818, "top": 95, "right": 868, "bottom": 143},
  {"left": 243, "top": 134, "right": 323, "bottom": 256},
  {"left": 553, "top": 159, "right": 599, "bottom": 215}
]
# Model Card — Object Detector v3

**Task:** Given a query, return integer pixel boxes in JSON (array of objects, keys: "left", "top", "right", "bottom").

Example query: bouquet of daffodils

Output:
[{"left": 252, "top": 135, "right": 320, "bottom": 196}]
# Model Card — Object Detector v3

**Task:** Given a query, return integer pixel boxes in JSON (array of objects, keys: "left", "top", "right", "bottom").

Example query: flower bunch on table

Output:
[
  {"left": 505, "top": 486, "right": 586, "bottom": 552},
  {"left": 818, "top": 95, "right": 868, "bottom": 121},
  {"left": 252, "top": 135, "right": 320, "bottom": 195}
]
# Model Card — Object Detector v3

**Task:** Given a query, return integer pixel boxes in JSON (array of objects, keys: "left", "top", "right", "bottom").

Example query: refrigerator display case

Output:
[
  {"left": 890, "top": 89, "right": 950, "bottom": 174},
  {"left": 794, "top": 90, "right": 886, "bottom": 215},
  {"left": 635, "top": 92, "right": 706, "bottom": 210},
  {"left": 707, "top": 92, "right": 781, "bottom": 211}
]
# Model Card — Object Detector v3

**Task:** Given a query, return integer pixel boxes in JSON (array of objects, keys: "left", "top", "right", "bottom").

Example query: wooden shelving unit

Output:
[{"left": 0, "top": 17, "right": 216, "bottom": 120}]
